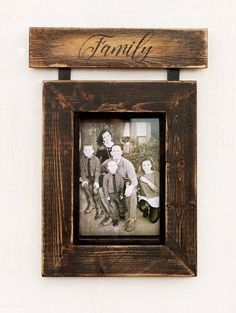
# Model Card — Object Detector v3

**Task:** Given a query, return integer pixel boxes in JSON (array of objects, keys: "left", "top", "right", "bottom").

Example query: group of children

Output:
[{"left": 80, "top": 143, "right": 160, "bottom": 230}]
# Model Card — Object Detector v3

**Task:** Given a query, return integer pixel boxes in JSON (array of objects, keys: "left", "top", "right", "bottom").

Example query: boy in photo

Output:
[
  {"left": 102, "top": 160, "right": 125, "bottom": 226},
  {"left": 80, "top": 145, "right": 102, "bottom": 216}
]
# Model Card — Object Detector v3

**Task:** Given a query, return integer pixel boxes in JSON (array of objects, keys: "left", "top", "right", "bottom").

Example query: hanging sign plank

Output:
[{"left": 29, "top": 28, "right": 207, "bottom": 69}]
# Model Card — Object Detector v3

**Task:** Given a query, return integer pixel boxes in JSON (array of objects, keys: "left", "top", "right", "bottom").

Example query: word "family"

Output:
[{"left": 78, "top": 32, "right": 154, "bottom": 64}]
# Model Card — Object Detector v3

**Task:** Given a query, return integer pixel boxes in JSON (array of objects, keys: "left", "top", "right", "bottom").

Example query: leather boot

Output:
[
  {"left": 149, "top": 207, "right": 160, "bottom": 223},
  {"left": 125, "top": 220, "right": 135, "bottom": 232},
  {"left": 85, "top": 202, "right": 95, "bottom": 213},
  {"left": 101, "top": 217, "right": 112, "bottom": 226}
]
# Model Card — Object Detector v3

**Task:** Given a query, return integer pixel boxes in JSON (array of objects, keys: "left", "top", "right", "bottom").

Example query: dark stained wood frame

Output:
[{"left": 42, "top": 80, "right": 197, "bottom": 277}]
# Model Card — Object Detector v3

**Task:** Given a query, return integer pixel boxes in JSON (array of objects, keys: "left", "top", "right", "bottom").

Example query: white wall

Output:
[{"left": 0, "top": 1, "right": 235, "bottom": 312}]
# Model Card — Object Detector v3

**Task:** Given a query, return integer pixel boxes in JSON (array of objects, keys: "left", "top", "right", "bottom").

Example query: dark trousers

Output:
[
  {"left": 138, "top": 199, "right": 160, "bottom": 223},
  {"left": 82, "top": 183, "right": 95, "bottom": 204},
  {"left": 82, "top": 180, "right": 102, "bottom": 214},
  {"left": 98, "top": 188, "right": 125, "bottom": 221},
  {"left": 108, "top": 193, "right": 125, "bottom": 221}
]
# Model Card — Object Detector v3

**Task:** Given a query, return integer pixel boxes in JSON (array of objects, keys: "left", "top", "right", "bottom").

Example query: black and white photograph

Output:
[{"left": 78, "top": 117, "right": 161, "bottom": 236}]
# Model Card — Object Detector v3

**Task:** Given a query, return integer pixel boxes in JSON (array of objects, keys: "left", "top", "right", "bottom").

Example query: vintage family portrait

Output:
[{"left": 78, "top": 116, "right": 161, "bottom": 237}]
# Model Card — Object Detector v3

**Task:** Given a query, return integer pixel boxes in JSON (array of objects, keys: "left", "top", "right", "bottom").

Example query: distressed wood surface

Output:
[
  {"left": 42, "top": 81, "right": 197, "bottom": 276},
  {"left": 30, "top": 28, "right": 207, "bottom": 69},
  {"left": 42, "top": 108, "right": 73, "bottom": 271}
]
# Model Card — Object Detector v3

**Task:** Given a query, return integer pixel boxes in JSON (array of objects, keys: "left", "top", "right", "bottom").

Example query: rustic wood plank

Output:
[
  {"left": 30, "top": 28, "right": 207, "bottom": 69},
  {"left": 42, "top": 97, "right": 73, "bottom": 273},
  {"left": 43, "top": 246, "right": 195, "bottom": 277},
  {"left": 42, "top": 81, "right": 197, "bottom": 276}
]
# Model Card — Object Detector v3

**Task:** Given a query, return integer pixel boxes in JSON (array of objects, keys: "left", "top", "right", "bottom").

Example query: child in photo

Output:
[
  {"left": 102, "top": 160, "right": 125, "bottom": 226},
  {"left": 138, "top": 158, "right": 160, "bottom": 223},
  {"left": 80, "top": 145, "right": 102, "bottom": 217}
]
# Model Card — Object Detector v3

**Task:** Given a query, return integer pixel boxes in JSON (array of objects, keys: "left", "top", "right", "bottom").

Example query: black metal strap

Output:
[
  {"left": 58, "top": 68, "right": 180, "bottom": 81},
  {"left": 58, "top": 68, "right": 71, "bottom": 80},
  {"left": 167, "top": 69, "right": 180, "bottom": 81}
]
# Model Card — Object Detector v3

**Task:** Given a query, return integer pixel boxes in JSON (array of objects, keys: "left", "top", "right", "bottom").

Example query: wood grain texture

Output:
[
  {"left": 30, "top": 28, "right": 207, "bottom": 69},
  {"left": 42, "top": 81, "right": 197, "bottom": 276}
]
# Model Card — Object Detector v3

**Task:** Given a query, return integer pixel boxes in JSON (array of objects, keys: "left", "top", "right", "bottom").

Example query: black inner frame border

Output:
[{"left": 73, "top": 111, "right": 166, "bottom": 245}]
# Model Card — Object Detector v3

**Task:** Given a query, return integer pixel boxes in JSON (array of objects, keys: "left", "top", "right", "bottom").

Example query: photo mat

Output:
[{"left": 76, "top": 114, "right": 163, "bottom": 239}]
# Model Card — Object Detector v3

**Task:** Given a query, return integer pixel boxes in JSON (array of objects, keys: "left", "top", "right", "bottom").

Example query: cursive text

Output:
[{"left": 78, "top": 32, "right": 154, "bottom": 64}]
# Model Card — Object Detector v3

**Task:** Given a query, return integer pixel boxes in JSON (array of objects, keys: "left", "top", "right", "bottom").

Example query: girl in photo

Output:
[{"left": 138, "top": 158, "right": 160, "bottom": 223}]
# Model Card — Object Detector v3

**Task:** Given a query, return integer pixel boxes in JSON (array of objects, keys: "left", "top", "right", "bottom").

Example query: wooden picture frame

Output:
[
  {"left": 42, "top": 80, "right": 197, "bottom": 277},
  {"left": 29, "top": 27, "right": 206, "bottom": 277}
]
